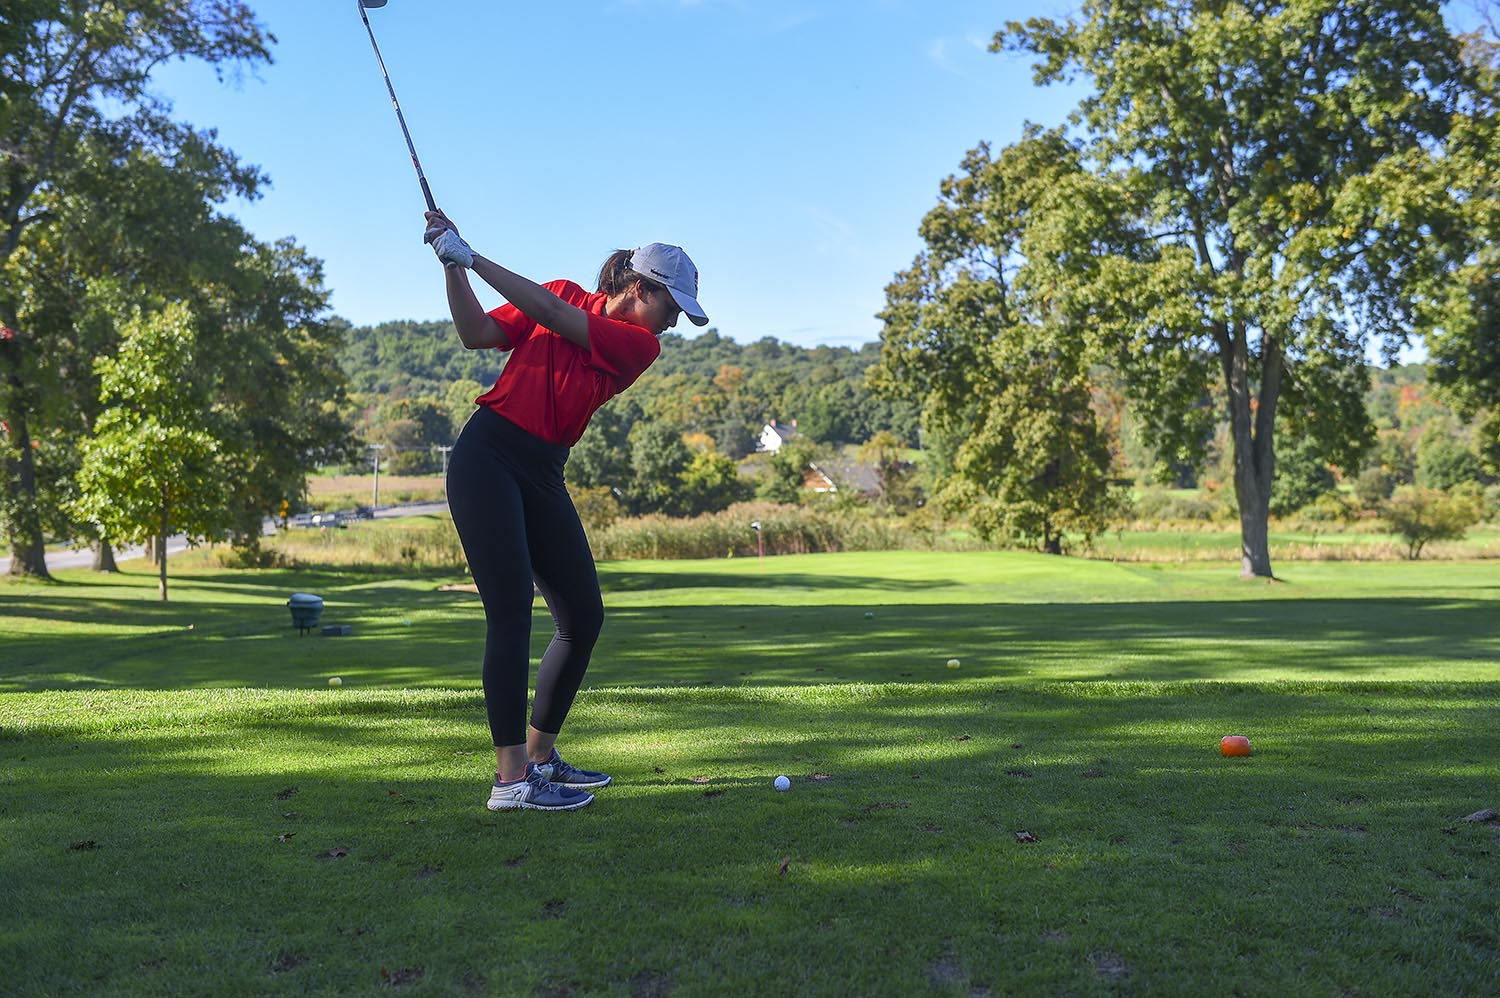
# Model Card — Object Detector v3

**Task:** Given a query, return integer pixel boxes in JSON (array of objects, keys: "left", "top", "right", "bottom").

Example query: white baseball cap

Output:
[{"left": 629, "top": 243, "right": 709, "bottom": 326}]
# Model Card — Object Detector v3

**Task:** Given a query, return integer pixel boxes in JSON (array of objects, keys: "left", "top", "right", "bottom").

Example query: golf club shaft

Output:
[{"left": 358, "top": 3, "right": 437, "bottom": 212}]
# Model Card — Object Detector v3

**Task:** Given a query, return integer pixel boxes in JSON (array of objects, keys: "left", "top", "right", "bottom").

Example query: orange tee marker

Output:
[{"left": 1220, "top": 735, "right": 1252, "bottom": 757}]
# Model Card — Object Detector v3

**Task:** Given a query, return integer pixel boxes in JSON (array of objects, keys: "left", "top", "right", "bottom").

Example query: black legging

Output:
[{"left": 446, "top": 406, "right": 604, "bottom": 747}]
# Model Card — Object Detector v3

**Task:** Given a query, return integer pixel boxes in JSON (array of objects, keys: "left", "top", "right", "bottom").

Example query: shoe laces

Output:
[
  {"left": 547, "top": 753, "right": 580, "bottom": 780},
  {"left": 523, "top": 763, "right": 562, "bottom": 793}
]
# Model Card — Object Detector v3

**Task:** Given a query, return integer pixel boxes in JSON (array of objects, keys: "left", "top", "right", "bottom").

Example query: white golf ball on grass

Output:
[
  {"left": 774, "top": 775, "right": 791, "bottom": 792},
  {"left": 327, "top": 677, "right": 343, "bottom": 687}
]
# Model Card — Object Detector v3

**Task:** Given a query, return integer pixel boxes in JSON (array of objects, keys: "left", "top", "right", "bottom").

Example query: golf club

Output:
[{"left": 357, "top": 0, "right": 437, "bottom": 213}]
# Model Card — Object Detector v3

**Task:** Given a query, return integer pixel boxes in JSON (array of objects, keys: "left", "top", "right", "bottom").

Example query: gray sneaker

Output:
[
  {"left": 535, "top": 748, "right": 612, "bottom": 789},
  {"left": 486, "top": 762, "right": 594, "bottom": 811}
]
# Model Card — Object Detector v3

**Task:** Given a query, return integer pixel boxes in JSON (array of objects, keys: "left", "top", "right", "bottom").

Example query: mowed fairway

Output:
[{"left": 3, "top": 547, "right": 1499, "bottom": 994}]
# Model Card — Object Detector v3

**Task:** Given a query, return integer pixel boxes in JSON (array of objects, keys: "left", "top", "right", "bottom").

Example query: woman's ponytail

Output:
[
  {"left": 596, "top": 248, "right": 666, "bottom": 297},
  {"left": 596, "top": 249, "right": 636, "bottom": 295}
]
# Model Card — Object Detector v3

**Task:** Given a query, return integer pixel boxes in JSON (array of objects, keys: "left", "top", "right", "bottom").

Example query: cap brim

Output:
[{"left": 667, "top": 286, "right": 709, "bottom": 327}]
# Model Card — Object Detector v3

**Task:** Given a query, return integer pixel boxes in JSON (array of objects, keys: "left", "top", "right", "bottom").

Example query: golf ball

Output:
[
  {"left": 774, "top": 775, "right": 791, "bottom": 792},
  {"left": 946, "top": 659, "right": 961, "bottom": 669},
  {"left": 328, "top": 677, "right": 343, "bottom": 687},
  {"left": 864, "top": 611, "right": 875, "bottom": 619}
]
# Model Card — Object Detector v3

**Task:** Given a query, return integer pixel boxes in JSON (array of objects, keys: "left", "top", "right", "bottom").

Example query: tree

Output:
[
  {"left": 627, "top": 420, "right": 692, "bottom": 515},
  {"left": 798, "top": 382, "right": 858, "bottom": 444},
  {"left": 1270, "top": 434, "right": 1337, "bottom": 516},
  {"left": 202, "top": 237, "right": 355, "bottom": 551},
  {"left": 0, "top": 1, "right": 271, "bottom": 577},
  {"left": 445, "top": 379, "right": 485, "bottom": 439},
  {"left": 368, "top": 397, "right": 450, "bottom": 475},
  {"left": 1415, "top": 419, "right": 1481, "bottom": 490},
  {"left": 1383, "top": 486, "right": 1484, "bottom": 559},
  {"left": 756, "top": 438, "right": 817, "bottom": 504},
  {"left": 857, "top": 431, "right": 922, "bottom": 513},
  {"left": 998, "top": 1, "right": 1478, "bottom": 577},
  {"left": 678, "top": 447, "right": 750, "bottom": 516},
  {"left": 875, "top": 133, "right": 1124, "bottom": 553},
  {"left": 1423, "top": 9, "right": 1500, "bottom": 470},
  {"left": 569, "top": 401, "right": 636, "bottom": 493},
  {"left": 72, "top": 303, "right": 230, "bottom": 601}
]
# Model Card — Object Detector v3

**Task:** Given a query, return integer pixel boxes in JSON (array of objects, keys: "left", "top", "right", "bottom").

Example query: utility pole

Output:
[
  {"left": 434, "top": 444, "right": 453, "bottom": 480},
  {"left": 367, "top": 443, "right": 386, "bottom": 509}
]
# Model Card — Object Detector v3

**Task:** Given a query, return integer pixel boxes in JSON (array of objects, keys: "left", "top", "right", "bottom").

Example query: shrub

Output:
[
  {"left": 1352, "top": 466, "right": 1396, "bottom": 510},
  {"left": 365, "top": 519, "right": 467, "bottom": 569},
  {"left": 1416, "top": 423, "right": 1480, "bottom": 491},
  {"left": 1131, "top": 489, "right": 1221, "bottom": 523},
  {"left": 213, "top": 546, "right": 296, "bottom": 570},
  {"left": 1382, "top": 487, "right": 1484, "bottom": 559},
  {"left": 588, "top": 502, "right": 970, "bottom": 561},
  {"left": 260, "top": 518, "right": 467, "bottom": 570},
  {"left": 593, "top": 503, "right": 834, "bottom": 560},
  {"left": 572, "top": 486, "right": 623, "bottom": 535},
  {"left": 1484, "top": 484, "right": 1500, "bottom": 523},
  {"left": 1291, "top": 492, "right": 1356, "bottom": 527},
  {"left": 1270, "top": 439, "right": 1337, "bottom": 516}
]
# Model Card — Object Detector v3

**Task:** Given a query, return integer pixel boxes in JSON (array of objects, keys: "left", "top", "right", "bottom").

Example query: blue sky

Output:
[
  {"left": 150, "top": 2, "right": 1476, "bottom": 355},
  {"left": 150, "top": 1, "right": 1080, "bottom": 348}
]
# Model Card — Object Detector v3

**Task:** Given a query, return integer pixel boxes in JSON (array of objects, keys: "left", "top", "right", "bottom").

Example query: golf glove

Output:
[{"left": 430, "top": 229, "right": 474, "bottom": 269}]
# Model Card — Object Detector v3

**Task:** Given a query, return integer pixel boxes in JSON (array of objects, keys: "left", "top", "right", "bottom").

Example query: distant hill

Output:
[
  {"left": 337, "top": 319, "right": 507, "bottom": 396},
  {"left": 335, "top": 320, "right": 921, "bottom": 449}
]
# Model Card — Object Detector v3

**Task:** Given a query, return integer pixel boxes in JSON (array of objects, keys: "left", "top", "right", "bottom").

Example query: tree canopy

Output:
[
  {"left": 1, "top": 3, "right": 351, "bottom": 575},
  {"left": 881, "top": 0, "right": 1492, "bottom": 575}
]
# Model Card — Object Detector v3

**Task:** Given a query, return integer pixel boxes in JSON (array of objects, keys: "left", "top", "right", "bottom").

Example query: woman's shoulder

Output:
[
  {"left": 544, "top": 279, "right": 612, "bottom": 318},
  {"left": 544, "top": 279, "right": 591, "bottom": 303}
]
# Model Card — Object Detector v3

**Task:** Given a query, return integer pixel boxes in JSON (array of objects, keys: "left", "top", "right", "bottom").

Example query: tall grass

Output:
[
  {"left": 190, "top": 504, "right": 1500, "bottom": 572},
  {"left": 589, "top": 502, "right": 983, "bottom": 560},
  {"left": 208, "top": 517, "right": 466, "bottom": 571}
]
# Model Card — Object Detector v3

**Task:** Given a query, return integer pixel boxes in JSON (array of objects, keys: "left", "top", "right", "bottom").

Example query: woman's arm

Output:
[
  {"left": 444, "top": 267, "right": 510, "bottom": 350},
  {"left": 469, "top": 253, "right": 590, "bottom": 351},
  {"left": 426, "top": 210, "right": 590, "bottom": 351}
]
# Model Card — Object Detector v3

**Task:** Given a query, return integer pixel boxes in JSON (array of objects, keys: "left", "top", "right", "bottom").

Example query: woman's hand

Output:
[
  {"left": 423, "top": 209, "right": 458, "bottom": 243},
  {"left": 423, "top": 210, "right": 474, "bottom": 269}
]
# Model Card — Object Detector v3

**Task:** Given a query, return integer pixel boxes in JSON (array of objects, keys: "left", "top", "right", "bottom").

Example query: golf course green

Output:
[{"left": 3, "top": 544, "right": 1497, "bottom": 994}]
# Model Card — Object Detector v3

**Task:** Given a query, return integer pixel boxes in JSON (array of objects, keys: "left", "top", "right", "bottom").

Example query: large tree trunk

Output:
[
  {"left": 1, "top": 353, "right": 52, "bottom": 579},
  {"left": 1225, "top": 331, "right": 1282, "bottom": 579},
  {"left": 1235, "top": 474, "right": 1273, "bottom": 577},
  {"left": 92, "top": 539, "right": 119, "bottom": 573},
  {"left": 158, "top": 488, "right": 169, "bottom": 603},
  {"left": 1042, "top": 514, "right": 1062, "bottom": 555}
]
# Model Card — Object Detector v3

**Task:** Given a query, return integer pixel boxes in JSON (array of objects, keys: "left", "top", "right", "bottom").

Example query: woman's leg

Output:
[
  {"left": 523, "top": 480, "right": 605, "bottom": 747},
  {"left": 446, "top": 420, "right": 536, "bottom": 780}
]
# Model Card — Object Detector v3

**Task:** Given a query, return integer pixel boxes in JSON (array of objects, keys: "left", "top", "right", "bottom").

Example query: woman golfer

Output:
[{"left": 423, "top": 211, "right": 708, "bottom": 811}]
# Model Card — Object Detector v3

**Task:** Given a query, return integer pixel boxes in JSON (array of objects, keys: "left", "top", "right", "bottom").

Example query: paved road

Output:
[{"left": 0, "top": 501, "right": 450, "bottom": 574}]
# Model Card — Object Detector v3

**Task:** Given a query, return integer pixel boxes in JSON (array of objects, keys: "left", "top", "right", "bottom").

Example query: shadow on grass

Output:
[
  {"left": 5, "top": 594, "right": 1500, "bottom": 692},
  {"left": 599, "top": 570, "right": 952, "bottom": 593},
  {"left": 3, "top": 684, "right": 1497, "bottom": 994}
]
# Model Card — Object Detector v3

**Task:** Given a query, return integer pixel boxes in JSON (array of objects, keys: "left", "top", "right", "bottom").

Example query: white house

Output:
[{"left": 757, "top": 419, "right": 798, "bottom": 453}]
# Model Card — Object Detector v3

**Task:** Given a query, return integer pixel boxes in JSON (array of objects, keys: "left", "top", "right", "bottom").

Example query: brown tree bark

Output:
[
  {"left": 1225, "top": 329, "right": 1280, "bottom": 579},
  {"left": 158, "top": 487, "right": 169, "bottom": 602},
  {"left": 2, "top": 362, "right": 51, "bottom": 579},
  {"left": 92, "top": 539, "right": 119, "bottom": 573}
]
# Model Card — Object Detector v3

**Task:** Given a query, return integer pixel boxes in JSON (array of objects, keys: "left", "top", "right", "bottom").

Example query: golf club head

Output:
[{"left": 361, "top": 0, "right": 387, "bottom": 7}]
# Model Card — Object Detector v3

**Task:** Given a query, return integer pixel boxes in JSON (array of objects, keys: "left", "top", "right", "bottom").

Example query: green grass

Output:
[
  {"left": 1084, "top": 525, "right": 1500, "bottom": 561},
  {"left": 6, "top": 550, "right": 1500, "bottom": 690},
  {"left": 3, "top": 549, "right": 1499, "bottom": 994}
]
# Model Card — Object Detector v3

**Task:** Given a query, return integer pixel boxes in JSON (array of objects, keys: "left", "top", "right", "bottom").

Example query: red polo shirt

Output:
[{"left": 474, "top": 280, "right": 661, "bottom": 446}]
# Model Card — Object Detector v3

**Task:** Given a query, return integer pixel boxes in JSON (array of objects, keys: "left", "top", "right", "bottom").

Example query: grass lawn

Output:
[
  {"left": 1083, "top": 525, "right": 1500, "bottom": 561},
  {"left": 3, "top": 549, "right": 1498, "bottom": 993}
]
